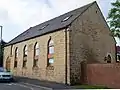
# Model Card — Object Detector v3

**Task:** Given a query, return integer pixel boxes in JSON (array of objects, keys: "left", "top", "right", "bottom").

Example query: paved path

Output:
[{"left": 14, "top": 76, "right": 71, "bottom": 89}]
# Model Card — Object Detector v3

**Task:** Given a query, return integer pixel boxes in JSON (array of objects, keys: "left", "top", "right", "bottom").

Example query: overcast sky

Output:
[{"left": 0, "top": 0, "right": 118, "bottom": 45}]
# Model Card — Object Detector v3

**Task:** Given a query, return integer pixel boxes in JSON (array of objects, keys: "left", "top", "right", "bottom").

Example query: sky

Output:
[{"left": 0, "top": 0, "right": 118, "bottom": 45}]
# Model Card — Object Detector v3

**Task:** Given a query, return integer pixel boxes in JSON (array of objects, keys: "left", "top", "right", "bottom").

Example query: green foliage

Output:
[
  {"left": 107, "top": 0, "right": 120, "bottom": 38},
  {"left": 0, "top": 43, "right": 4, "bottom": 60},
  {"left": 74, "top": 85, "right": 109, "bottom": 89}
]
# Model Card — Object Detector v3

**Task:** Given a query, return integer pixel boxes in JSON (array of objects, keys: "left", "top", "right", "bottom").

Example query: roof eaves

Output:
[
  {"left": 7, "top": 27, "right": 32, "bottom": 45},
  {"left": 5, "top": 26, "right": 68, "bottom": 47}
]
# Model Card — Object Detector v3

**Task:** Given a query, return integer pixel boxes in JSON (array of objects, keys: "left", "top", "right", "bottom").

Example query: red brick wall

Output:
[{"left": 86, "top": 64, "right": 120, "bottom": 88}]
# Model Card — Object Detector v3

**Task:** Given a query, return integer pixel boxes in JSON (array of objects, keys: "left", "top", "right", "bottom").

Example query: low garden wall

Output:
[{"left": 85, "top": 63, "right": 120, "bottom": 88}]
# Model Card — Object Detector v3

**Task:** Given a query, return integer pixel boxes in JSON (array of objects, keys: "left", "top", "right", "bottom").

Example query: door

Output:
[{"left": 6, "top": 56, "right": 11, "bottom": 71}]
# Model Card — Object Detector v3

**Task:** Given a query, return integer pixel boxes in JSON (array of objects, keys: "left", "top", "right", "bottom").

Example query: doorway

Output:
[{"left": 6, "top": 56, "right": 11, "bottom": 71}]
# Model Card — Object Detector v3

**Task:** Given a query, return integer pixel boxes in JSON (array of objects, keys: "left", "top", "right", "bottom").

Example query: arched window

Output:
[
  {"left": 14, "top": 47, "right": 18, "bottom": 68},
  {"left": 105, "top": 53, "right": 112, "bottom": 63},
  {"left": 10, "top": 45, "right": 13, "bottom": 56},
  {"left": 47, "top": 39, "right": 54, "bottom": 66},
  {"left": 23, "top": 45, "right": 28, "bottom": 68},
  {"left": 107, "top": 54, "right": 111, "bottom": 63},
  {"left": 33, "top": 42, "right": 39, "bottom": 67},
  {"left": 34, "top": 43, "right": 39, "bottom": 56},
  {"left": 48, "top": 40, "right": 54, "bottom": 54}
]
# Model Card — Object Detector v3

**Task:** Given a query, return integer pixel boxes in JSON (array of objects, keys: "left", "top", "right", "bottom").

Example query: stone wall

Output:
[
  {"left": 4, "top": 29, "right": 69, "bottom": 84},
  {"left": 69, "top": 2, "right": 116, "bottom": 85}
]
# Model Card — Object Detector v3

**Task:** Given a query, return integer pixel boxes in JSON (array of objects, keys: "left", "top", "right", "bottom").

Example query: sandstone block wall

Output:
[
  {"left": 69, "top": 3, "right": 116, "bottom": 85},
  {"left": 4, "top": 30, "right": 68, "bottom": 84}
]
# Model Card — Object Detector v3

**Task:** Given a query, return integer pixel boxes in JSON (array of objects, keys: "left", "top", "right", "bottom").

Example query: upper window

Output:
[
  {"left": 34, "top": 43, "right": 39, "bottom": 56},
  {"left": 23, "top": 45, "right": 28, "bottom": 57}
]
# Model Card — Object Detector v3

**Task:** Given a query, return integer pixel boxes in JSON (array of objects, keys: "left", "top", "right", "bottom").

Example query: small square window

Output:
[{"left": 49, "top": 58, "right": 54, "bottom": 64}]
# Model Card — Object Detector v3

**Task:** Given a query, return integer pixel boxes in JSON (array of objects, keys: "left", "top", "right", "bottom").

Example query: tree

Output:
[
  {"left": 107, "top": 0, "right": 120, "bottom": 38},
  {"left": 0, "top": 40, "right": 6, "bottom": 67}
]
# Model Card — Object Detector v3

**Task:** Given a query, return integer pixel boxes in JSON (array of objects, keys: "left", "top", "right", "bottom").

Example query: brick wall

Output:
[{"left": 86, "top": 63, "right": 120, "bottom": 89}]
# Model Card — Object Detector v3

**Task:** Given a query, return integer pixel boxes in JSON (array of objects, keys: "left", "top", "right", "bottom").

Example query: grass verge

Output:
[{"left": 74, "top": 84, "right": 109, "bottom": 89}]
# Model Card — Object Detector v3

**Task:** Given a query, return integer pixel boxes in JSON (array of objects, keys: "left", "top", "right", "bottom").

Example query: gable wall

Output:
[{"left": 69, "top": 3, "right": 116, "bottom": 84}]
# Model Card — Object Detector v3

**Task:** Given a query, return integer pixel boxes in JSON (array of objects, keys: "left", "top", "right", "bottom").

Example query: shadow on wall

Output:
[{"left": 84, "top": 46, "right": 100, "bottom": 64}]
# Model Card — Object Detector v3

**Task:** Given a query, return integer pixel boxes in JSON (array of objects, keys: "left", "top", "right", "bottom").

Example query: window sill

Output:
[
  {"left": 46, "top": 66, "right": 54, "bottom": 70},
  {"left": 32, "top": 66, "right": 39, "bottom": 70},
  {"left": 14, "top": 67, "right": 17, "bottom": 69}
]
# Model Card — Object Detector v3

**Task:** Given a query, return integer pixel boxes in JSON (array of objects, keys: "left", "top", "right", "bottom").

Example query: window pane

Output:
[
  {"left": 25, "top": 51, "right": 27, "bottom": 56},
  {"left": 49, "top": 40, "right": 54, "bottom": 46},
  {"left": 33, "top": 59, "right": 38, "bottom": 67},
  {"left": 23, "top": 61, "right": 27, "bottom": 67},
  {"left": 49, "top": 58, "right": 54, "bottom": 64},
  {"left": 14, "top": 61, "right": 17, "bottom": 68},
  {"left": 35, "top": 43, "right": 39, "bottom": 49},
  {"left": 15, "top": 48, "right": 18, "bottom": 58},
  {"left": 49, "top": 46, "right": 54, "bottom": 54},
  {"left": 36, "top": 49, "right": 39, "bottom": 56}
]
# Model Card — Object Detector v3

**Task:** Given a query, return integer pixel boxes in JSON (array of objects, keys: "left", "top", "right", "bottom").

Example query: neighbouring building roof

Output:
[
  {"left": 6, "top": 1, "right": 96, "bottom": 46},
  {"left": 0, "top": 39, "right": 7, "bottom": 45},
  {"left": 117, "top": 46, "right": 120, "bottom": 54}
]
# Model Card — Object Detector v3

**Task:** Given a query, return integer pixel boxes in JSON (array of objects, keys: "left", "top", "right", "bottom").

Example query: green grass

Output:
[{"left": 74, "top": 85, "right": 109, "bottom": 89}]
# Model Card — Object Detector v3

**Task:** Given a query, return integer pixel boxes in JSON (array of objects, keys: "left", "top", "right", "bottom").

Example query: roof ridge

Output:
[{"left": 33, "top": 1, "right": 96, "bottom": 28}]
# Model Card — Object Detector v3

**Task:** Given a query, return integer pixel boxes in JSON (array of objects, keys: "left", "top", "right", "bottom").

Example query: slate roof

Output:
[{"left": 6, "top": 1, "right": 96, "bottom": 46}]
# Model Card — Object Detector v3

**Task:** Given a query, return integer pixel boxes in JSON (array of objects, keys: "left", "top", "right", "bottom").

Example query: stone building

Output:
[{"left": 4, "top": 1, "right": 116, "bottom": 85}]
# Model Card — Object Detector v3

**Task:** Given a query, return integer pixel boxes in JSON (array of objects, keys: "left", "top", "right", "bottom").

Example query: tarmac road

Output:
[{"left": 0, "top": 82, "right": 52, "bottom": 90}]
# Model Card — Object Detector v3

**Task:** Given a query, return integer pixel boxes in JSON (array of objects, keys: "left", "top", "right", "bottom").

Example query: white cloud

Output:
[
  {"left": 115, "top": 37, "right": 120, "bottom": 46},
  {"left": 0, "top": 0, "right": 116, "bottom": 43},
  {"left": 49, "top": 0, "right": 100, "bottom": 15}
]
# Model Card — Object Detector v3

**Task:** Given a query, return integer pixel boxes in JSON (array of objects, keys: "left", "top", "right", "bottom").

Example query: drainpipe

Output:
[
  {"left": 65, "top": 27, "right": 68, "bottom": 84},
  {"left": 65, "top": 26, "right": 70, "bottom": 85}
]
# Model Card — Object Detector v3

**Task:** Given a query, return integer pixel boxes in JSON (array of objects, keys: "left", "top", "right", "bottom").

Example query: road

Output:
[{"left": 0, "top": 82, "right": 52, "bottom": 90}]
